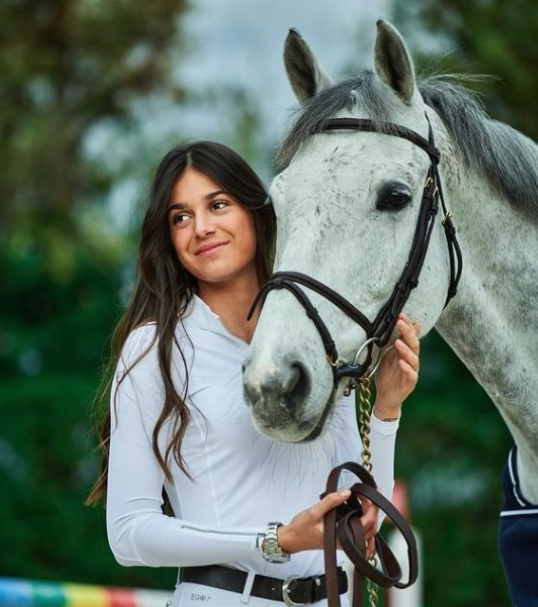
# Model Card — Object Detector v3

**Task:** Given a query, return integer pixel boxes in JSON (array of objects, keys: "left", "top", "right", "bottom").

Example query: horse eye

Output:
[{"left": 376, "top": 186, "right": 412, "bottom": 211}]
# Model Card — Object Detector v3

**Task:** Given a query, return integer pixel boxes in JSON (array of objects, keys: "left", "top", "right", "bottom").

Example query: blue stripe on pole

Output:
[
  {"left": 0, "top": 579, "right": 171, "bottom": 607},
  {"left": 0, "top": 578, "right": 33, "bottom": 607}
]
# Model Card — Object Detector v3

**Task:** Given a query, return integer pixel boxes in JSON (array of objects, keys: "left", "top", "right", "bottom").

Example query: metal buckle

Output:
[
  {"left": 423, "top": 175, "right": 439, "bottom": 199},
  {"left": 349, "top": 336, "right": 383, "bottom": 378},
  {"left": 365, "top": 346, "right": 384, "bottom": 379},
  {"left": 326, "top": 354, "right": 339, "bottom": 367},
  {"left": 282, "top": 575, "right": 305, "bottom": 607},
  {"left": 351, "top": 336, "right": 379, "bottom": 368}
]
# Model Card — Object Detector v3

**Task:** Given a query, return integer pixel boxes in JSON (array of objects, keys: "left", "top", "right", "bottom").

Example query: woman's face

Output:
[{"left": 168, "top": 168, "right": 258, "bottom": 289}]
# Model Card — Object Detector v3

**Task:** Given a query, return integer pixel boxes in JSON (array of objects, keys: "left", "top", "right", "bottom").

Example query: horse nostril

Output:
[
  {"left": 282, "top": 363, "right": 301, "bottom": 395},
  {"left": 242, "top": 357, "right": 311, "bottom": 417},
  {"left": 281, "top": 362, "right": 309, "bottom": 411}
]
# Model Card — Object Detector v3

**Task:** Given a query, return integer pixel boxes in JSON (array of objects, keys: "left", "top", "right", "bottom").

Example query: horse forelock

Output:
[
  {"left": 275, "top": 71, "right": 399, "bottom": 171},
  {"left": 277, "top": 71, "right": 538, "bottom": 221}
]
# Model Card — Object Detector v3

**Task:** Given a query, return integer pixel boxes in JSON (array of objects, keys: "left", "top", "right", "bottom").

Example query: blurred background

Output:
[{"left": 2, "top": 0, "right": 537, "bottom": 604}]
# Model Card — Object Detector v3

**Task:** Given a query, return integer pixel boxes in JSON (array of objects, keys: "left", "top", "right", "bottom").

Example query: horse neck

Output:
[{"left": 435, "top": 154, "right": 538, "bottom": 503}]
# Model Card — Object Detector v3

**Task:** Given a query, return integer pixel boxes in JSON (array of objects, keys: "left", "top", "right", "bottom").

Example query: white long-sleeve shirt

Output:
[{"left": 106, "top": 295, "right": 399, "bottom": 579}]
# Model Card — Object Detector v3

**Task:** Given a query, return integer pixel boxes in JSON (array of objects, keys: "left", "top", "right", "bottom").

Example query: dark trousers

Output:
[{"left": 498, "top": 447, "right": 538, "bottom": 607}]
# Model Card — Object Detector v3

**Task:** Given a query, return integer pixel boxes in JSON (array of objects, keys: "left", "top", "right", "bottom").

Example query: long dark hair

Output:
[{"left": 86, "top": 141, "right": 276, "bottom": 505}]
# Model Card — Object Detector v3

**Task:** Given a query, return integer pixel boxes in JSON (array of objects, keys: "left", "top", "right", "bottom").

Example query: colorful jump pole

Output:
[{"left": 0, "top": 577, "right": 172, "bottom": 607}]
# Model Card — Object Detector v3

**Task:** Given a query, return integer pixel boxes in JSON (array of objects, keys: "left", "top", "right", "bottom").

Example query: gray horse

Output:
[{"left": 243, "top": 20, "right": 538, "bottom": 604}]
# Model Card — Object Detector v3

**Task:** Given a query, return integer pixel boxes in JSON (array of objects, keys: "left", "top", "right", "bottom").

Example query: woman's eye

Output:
[
  {"left": 211, "top": 200, "right": 228, "bottom": 211},
  {"left": 171, "top": 213, "right": 189, "bottom": 225},
  {"left": 376, "top": 187, "right": 412, "bottom": 211}
]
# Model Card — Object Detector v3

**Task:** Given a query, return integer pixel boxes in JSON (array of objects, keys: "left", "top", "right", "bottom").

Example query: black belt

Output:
[{"left": 181, "top": 565, "right": 348, "bottom": 605}]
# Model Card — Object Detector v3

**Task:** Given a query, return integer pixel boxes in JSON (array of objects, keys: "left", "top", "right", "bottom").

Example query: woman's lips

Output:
[{"left": 195, "top": 241, "right": 228, "bottom": 256}]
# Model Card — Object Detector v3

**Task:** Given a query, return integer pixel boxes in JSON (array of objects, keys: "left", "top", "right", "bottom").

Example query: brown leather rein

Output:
[{"left": 323, "top": 462, "right": 418, "bottom": 607}]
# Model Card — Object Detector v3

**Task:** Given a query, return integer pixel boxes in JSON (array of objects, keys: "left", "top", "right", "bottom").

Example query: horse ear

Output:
[
  {"left": 284, "top": 28, "right": 334, "bottom": 105},
  {"left": 374, "top": 20, "right": 416, "bottom": 105}
]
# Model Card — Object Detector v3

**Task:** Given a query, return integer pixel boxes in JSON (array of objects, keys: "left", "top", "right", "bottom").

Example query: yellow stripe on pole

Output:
[{"left": 63, "top": 586, "right": 108, "bottom": 607}]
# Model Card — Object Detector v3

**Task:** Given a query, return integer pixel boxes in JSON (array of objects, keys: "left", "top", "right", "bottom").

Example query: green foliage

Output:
[
  {"left": 0, "top": 370, "right": 174, "bottom": 589},
  {"left": 393, "top": 0, "right": 538, "bottom": 138},
  {"left": 0, "top": 230, "right": 176, "bottom": 587},
  {"left": 0, "top": 0, "right": 188, "bottom": 259}
]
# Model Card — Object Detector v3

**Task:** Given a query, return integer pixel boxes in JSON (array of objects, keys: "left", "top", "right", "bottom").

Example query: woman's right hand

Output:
[{"left": 276, "top": 490, "right": 378, "bottom": 555}]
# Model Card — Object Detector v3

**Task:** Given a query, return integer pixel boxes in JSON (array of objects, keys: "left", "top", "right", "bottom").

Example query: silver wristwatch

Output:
[{"left": 260, "top": 522, "right": 290, "bottom": 563}]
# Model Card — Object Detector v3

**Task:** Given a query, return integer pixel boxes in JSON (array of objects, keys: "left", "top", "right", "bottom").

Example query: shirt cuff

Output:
[{"left": 370, "top": 412, "right": 400, "bottom": 436}]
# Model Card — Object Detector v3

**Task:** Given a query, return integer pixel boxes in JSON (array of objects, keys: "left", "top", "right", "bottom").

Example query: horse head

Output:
[{"left": 243, "top": 21, "right": 455, "bottom": 442}]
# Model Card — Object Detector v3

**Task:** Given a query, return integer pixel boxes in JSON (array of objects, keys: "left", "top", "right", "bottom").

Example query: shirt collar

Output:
[
  {"left": 186, "top": 294, "right": 247, "bottom": 346},
  {"left": 186, "top": 294, "right": 221, "bottom": 328}
]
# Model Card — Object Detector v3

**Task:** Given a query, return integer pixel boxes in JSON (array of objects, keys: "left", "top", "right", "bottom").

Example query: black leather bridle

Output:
[{"left": 248, "top": 116, "right": 462, "bottom": 386}]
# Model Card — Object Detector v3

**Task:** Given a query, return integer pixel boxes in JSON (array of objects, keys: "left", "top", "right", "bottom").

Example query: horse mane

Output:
[
  {"left": 276, "top": 72, "right": 394, "bottom": 170},
  {"left": 420, "top": 76, "right": 538, "bottom": 218},
  {"left": 277, "top": 71, "right": 538, "bottom": 219}
]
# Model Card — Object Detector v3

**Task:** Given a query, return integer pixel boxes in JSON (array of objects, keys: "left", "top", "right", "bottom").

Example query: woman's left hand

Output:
[{"left": 373, "top": 312, "right": 421, "bottom": 419}]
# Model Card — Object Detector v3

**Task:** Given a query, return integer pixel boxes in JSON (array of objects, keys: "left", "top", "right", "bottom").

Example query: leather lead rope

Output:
[
  {"left": 322, "top": 459, "right": 419, "bottom": 607},
  {"left": 322, "top": 378, "right": 419, "bottom": 607}
]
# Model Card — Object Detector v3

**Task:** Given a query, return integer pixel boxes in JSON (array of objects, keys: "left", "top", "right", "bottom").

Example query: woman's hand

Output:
[
  {"left": 277, "top": 491, "right": 379, "bottom": 557},
  {"left": 374, "top": 312, "right": 421, "bottom": 420}
]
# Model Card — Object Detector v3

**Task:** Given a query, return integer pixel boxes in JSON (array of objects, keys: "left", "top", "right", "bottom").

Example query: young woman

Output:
[{"left": 88, "top": 141, "right": 421, "bottom": 607}]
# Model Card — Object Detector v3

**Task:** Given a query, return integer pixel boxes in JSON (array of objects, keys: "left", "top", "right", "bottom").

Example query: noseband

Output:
[{"left": 248, "top": 116, "right": 462, "bottom": 387}]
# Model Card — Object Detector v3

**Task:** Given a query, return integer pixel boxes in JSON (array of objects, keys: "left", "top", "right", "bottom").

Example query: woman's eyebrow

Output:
[
  {"left": 168, "top": 202, "right": 187, "bottom": 212},
  {"left": 169, "top": 190, "right": 228, "bottom": 212},
  {"left": 204, "top": 189, "right": 226, "bottom": 200}
]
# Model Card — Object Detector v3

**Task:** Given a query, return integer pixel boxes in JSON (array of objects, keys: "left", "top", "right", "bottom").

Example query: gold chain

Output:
[
  {"left": 358, "top": 377, "right": 373, "bottom": 473},
  {"left": 366, "top": 579, "right": 379, "bottom": 607},
  {"left": 358, "top": 376, "right": 378, "bottom": 607}
]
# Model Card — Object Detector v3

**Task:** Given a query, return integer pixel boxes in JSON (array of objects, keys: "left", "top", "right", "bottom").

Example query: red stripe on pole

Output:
[{"left": 104, "top": 589, "right": 137, "bottom": 607}]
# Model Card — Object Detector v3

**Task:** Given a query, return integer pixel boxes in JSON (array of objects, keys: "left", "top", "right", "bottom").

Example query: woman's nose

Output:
[{"left": 194, "top": 213, "right": 216, "bottom": 237}]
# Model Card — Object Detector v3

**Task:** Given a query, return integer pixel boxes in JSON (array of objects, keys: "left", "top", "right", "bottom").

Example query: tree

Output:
[
  {"left": 0, "top": 0, "right": 187, "bottom": 263},
  {"left": 0, "top": 0, "right": 189, "bottom": 589},
  {"left": 393, "top": 0, "right": 538, "bottom": 137}
]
